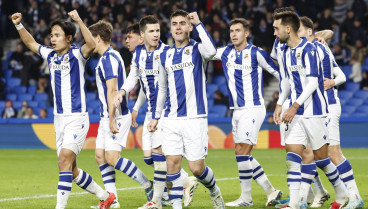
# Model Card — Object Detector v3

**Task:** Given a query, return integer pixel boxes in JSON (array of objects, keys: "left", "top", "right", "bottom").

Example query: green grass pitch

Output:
[{"left": 0, "top": 149, "right": 367, "bottom": 209}]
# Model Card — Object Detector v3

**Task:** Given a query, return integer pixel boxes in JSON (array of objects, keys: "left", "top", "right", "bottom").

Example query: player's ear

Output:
[
  {"left": 189, "top": 22, "right": 193, "bottom": 32},
  {"left": 66, "top": 35, "right": 73, "bottom": 44}
]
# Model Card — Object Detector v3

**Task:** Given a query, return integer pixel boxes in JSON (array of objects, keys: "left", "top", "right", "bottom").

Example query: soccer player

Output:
[
  {"left": 11, "top": 11, "right": 115, "bottom": 209},
  {"left": 147, "top": 10, "right": 225, "bottom": 209},
  {"left": 297, "top": 16, "right": 364, "bottom": 209},
  {"left": 88, "top": 20, "right": 154, "bottom": 208},
  {"left": 212, "top": 18, "right": 283, "bottom": 207},
  {"left": 272, "top": 9, "right": 349, "bottom": 209},
  {"left": 114, "top": 15, "right": 198, "bottom": 208}
]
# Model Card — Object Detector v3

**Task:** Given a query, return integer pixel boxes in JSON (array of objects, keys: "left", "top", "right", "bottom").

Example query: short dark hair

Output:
[
  {"left": 230, "top": 18, "right": 250, "bottom": 31},
  {"left": 273, "top": 7, "right": 294, "bottom": 14},
  {"left": 170, "top": 9, "right": 188, "bottom": 21},
  {"left": 300, "top": 16, "right": 314, "bottom": 33},
  {"left": 48, "top": 19, "right": 76, "bottom": 42},
  {"left": 126, "top": 23, "right": 140, "bottom": 35},
  {"left": 88, "top": 20, "right": 113, "bottom": 43},
  {"left": 139, "top": 15, "right": 159, "bottom": 32},
  {"left": 273, "top": 9, "right": 300, "bottom": 33}
]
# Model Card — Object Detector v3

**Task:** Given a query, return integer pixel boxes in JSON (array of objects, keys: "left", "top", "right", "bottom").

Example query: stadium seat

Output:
[
  {"left": 6, "top": 51, "right": 13, "bottom": 60},
  {"left": 87, "top": 100, "right": 101, "bottom": 110},
  {"left": 127, "top": 99, "right": 136, "bottom": 111},
  {"left": 13, "top": 101, "right": 22, "bottom": 109},
  {"left": 0, "top": 101, "right": 4, "bottom": 109},
  {"left": 33, "top": 107, "right": 41, "bottom": 115},
  {"left": 5, "top": 70, "right": 12, "bottom": 79},
  {"left": 86, "top": 92, "right": 97, "bottom": 101},
  {"left": 34, "top": 93, "right": 48, "bottom": 102},
  {"left": 211, "top": 104, "right": 228, "bottom": 117},
  {"left": 354, "top": 90, "right": 368, "bottom": 100},
  {"left": 28, "top": 101, "right": 38, "bottom": 108},
  {"left": 206, "top": 84, "right": 218, "bottom": 99},
  {"left": 38, "top": 101, "right": 47, "bottom": 109},
  {"left": 341, "top": 105, "right": 356, "bottom": 115},
  {"left": 338, "top": 90, "right": 353, "bottom": 100},
  {"left": 208, "top": 97, "right": 214, "bottom": 110},
  {"left": 345, "top": 82, "right": 360, "bottom": 92},
  {"left": 362, "top": 65, "right": 368, "bottom": 72},
  {"left": 18, "top": 93, "right": 33, "bottom": 101},
  {"left": 350, "top": 112, "right": 367, "bottom": 117},
  {"left": 13, "top": 86, "right": 27, "bottom": 94},
  {"left": 7, "top": 78, "right": 21, "bottom": 88},
  {"left": 219, "top": 85, "right": 229, "bottom": 97},
  {"left": 212, "top": 76, "right": 226, "bottom": 85},
  {"left": 47, "top": 107, "right": 54, "bottom": 115},
  {"left": 346, "top": 98, "right": 364, "bottom": 106},
  {"left": 5, "top": 94, "right": 17, "bottom": 101},
  {"left": 27, "top": 85, "right": 37, "bottom": 94},
  {"left": 356, "top": 105, "right": 368, "bottom": 114},
  {"left": 87, "top": 108, "right": 95, "bottom": 115},
  {"left": 94, "top": 108, "right": 101, "bottom": 115},
  {"left": 208, "top": 113, "right": 220, "bottom": 118},
  {"left": 138, "top": 101, "right": 148, "bottom": 115},
  {"left": 341, "top": 113, "right": 350, "bottom": 118}
]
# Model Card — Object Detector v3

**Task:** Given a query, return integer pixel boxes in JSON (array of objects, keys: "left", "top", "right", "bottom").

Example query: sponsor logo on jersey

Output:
[
  {"left": 52, "top": 63, "right": 70, "bottom": 71},
  {"left": 288, "top": 65, "right": 304, "bottom": 72},
  {"left": 226, "top": 62, "right": 252, "bottom": 71},
  {"left": 140, "top": 68, "right": 159, "bottom": 75},
  {"left": 166, "top": 61, "right": 194, "bottom": 72}
]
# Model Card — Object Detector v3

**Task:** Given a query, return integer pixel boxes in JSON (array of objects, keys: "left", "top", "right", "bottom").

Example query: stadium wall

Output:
[{"left": 0, "top": 117, "right": 367, "bottom": 149}]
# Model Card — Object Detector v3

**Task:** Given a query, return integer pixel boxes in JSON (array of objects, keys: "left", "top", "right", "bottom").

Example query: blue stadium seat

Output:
[
  {"left": 341, "top": 113, "right": 350, "bottom": 118},
  {"left": 6, "top": 94, "right": 17, "bottom": 101},
  {"left": 6, "top": 51, "right": 13, "bottom": 60},
  {"left": 208, "top": 113, "right": 220, "bottom": 118},
  {"left": 13, "top": 101, "right": 22, "bottom": 109},
  {"left": 47, "top": 107, "right": 54, "bottom": 115},
  {"left": 206, "top": 84, "right": 218, "bottom": 99},
  {"left": 13, "top": 86, "right": 27, "bottom": 94},
  {"left": 341, "top": 65, "right": 352, "bottom": 78},
  {"left": 87, "top": 108, "right": 95, "bottom": 115},
  {"left": 354, "top": 90, "right": 368, "bottom": 100},
  {"left": 86, "top": 92, "right": 97, "bottom": 101},
  {"left": 345, "top": 82, "right": 360, "bottom": 92},
  {"left": 38, "top": 101, "right": 47, "bottom": 108},
  {"left": 127, "top": 99, "right": 136, "bottom": 112},
  {"left": 339, "top": 99, "right": 347, "bottom": 106},
  {"left": 34, "top": 93, "right": 48, "bottom": 102},
  {"left": 362, "top": 65, "right": 368, "bottom": 72},
  {"left": 346, "top": 98, "right": 364, "bottom": 106},
  {"left": 0, "top": 101, "right": 4, "bottom": 109},
  {"left": 208, "top": 97, "right": 214, "bottom": 110},
  {"left": 212, "top": 76, "right": 226, "bottom": 85},
  {"left": 341, "top": 105, "right": 356, "bottom": 115},
  {"left": 33, "top": 107, "right": 41, "bottom": 116},
  {"left": 7, "top": 78, "right": 21, "bottom": 88},
  {"left": 87, "top": 100, "right": 101, "bottom": 110},
  {"left": 94, "top": 108, "right": 101, "bottom": 114},
  {"left": 210, "top": 104, "right": 228, "bottom": 117},
  {"left": 338, "top": 90, "right": 353, "bottom": 100},
  {"left": 18, "top": 93, "right": 33, "bottom": 101},
  {"left": 219, "top": 85, "right": 229, "bottom": 97},
  {"left": 28, "top": 101, "right": 38, "bottom": 108},
  {"left": 28, "top": 85, "right": 37, "bottom": 94},
  {"left": 350, "top": 112, "right": 367, "bottom": 117},
  {"left": 5, "top": 70, "right": 12, "bottom": 79},
  {"left": 138, "top": 101, "right": 148, "bottom": 115},
  {"left": 356, "top": 105, "right": 368, "bottom": 114}
]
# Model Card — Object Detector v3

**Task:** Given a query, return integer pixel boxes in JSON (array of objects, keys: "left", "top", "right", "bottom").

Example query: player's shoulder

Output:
[{"left": 303, "top": 41, "right": 317, "bottom": 53}]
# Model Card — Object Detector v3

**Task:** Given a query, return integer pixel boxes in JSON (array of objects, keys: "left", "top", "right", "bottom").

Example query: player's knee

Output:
[
  {"left": 235, "top": 143, "right": 252, "bottom": 155},
  {"left": 190, "top": 166, "right": 204, "bottom": 176},
  {"left": 58, "top": 155, "right": 72, "bottom": 171},
  {"left": 95, "top": 152, "right": 105, "bottom": 165},
  {"left": 105, "top": 152, "right": 120, "bottom": 166}
]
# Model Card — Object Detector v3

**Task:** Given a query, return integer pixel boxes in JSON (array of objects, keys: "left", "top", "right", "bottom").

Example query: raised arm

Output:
[
  {"left": 68, "top": 10, "right": 95, "bottom": 58},
  {"left": 212, "top": 46, "right": 226, "bottom": 61},
  {"left": 315, "top": 29, "right": 334, "bottom": 41},
  {"left": 11, "top": 13, "right": 40, "bottom": 55},
  {"left": 257, "top": 48, "right": 280, "bottom": 81}
]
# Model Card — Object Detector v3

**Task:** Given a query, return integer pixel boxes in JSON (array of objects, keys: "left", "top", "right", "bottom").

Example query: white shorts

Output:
[
  {"left": 96, "top": 114, "right": 132, "bottom": 151},
  {"left": 284, "top": 115, "right": 328, "bottom": 150},
  {"left": 232, "top": 106, "right": 266, "bottom": 145},
  {"left": 55, "top": 114, "right": 89, "bottom": 156},
  {"left": 161, "top": 117, "right": 208, "bottom": 161},
  {"left": 327, "top": 104, "right": 341, "bottom": 146},
  {"left": 280, "top": 100, "right": 290, "bottom": 146},
  {"left": 142, "top": 113, "right": 162, "bottom": 151}
]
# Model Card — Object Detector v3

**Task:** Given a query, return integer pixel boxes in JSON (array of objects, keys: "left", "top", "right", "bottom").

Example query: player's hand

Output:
[
  {"left": 109, "top": 117, "right": 119, "bottom": 134},
  {"left": 315, "top": 37, "right": 328, "bottom": 46},
  {"left": 324, "top": 78, "right": 335, "bottom": 90},
  {"left": 273, "top": 104, "right": 282, "bottom": 125},
  {"left": 11, "top": 13, "right": 22, "bottom": 25},
  {"left": 188, "top": 12, "right": 200, "bottom": 25},
  {"left": 147, "top": 119, "right": 159, "bottom": 132},
  {"left": 282, "top": 103, "right": 299, "bottom": 124},
  {"left": 68, "top": 10, "right": 82, "bottom": 22},
  {"left": 113, "top": 90, "right": 125, "bottom": 108},
  {"left": 131, "top": 110, "right": 138, "bottom": 128}
]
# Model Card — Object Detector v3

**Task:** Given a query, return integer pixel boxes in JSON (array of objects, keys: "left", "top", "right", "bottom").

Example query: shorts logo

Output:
[
  {"left": 61, "top": 192, "right": 65, "bottom": 195},
  {"left": 246, "top": 132, "right": 249, "bottom": 136},
  {"left": 252, "top": 119, "right": 255, "bottom": 124},
  {"left": 323, "top": 135, "right": 327, "bottom": 140},
  {"left": 118, "top": 122, "right": 121, "bottom": 127},
  {"left": 204, "top": 146, "right": 207, "bottom": 152},
  {"left": 325, "top": 122, "right": 328, "bottom": 127},
  {"left": 82, "top": 124, "right": 84, "bottom": 129},
  {"left": 73, "top": 134, "right": 77, "bottom": 139},
  {"left": 112, "top": 135, "right": 116, "bottom": 140},
  {"left": 168, "top": 54, "right": 172, "bottom": 58}
]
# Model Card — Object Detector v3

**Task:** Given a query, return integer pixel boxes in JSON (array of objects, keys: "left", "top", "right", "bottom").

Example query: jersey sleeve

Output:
[
  {"left": 270, "top": 38, "right": 279, "bottom": 60},
  {"left": 257, "top": 47, "right": 280, "bottom": 80},
  {"left": 102, "top": 54, "right": 119, "bottom": 80},
  {"left": 152, "top": 61, "right": 168, "bottom": 120},
  {"left": 196, "top": 23, "right": 217, "bottom": 61},
  {"left": 304, "top": 46, "right": 319, "bottom": 77},
  {"left": 38, "top": 45, "right": 53, "bottom": 60},
  {"left": 121, "top": 50, "right": 140, "bottom": 93},
  {"left": 212, "top": 46, "right": 226, "bottom": 61},
  {"left": 72, "top": 48, "right": 87, "bottom": 65}
]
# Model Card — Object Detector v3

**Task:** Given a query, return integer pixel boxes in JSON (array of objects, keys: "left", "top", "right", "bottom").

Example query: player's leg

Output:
[
  {"left": 167, "top": 155, "right": 184, "bottom": 209},
  {"left": 298, "top": 147, "right": 317, "bottom": 208},
  {"left": 185, "top": 118, "right": 224, "bottom": 209},
  {"left": 142, "top": 115, "right": 154, "bottom": 168},
  {"left": 305, "top": 117, "right": 348, "bottom": 207}
]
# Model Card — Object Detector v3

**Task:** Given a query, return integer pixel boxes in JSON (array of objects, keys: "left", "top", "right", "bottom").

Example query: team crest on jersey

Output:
[
  {"left": 297, "top": 52, "right": 301, "bottom": 58},
  {"left": 244, "top": 54, "right": 249, "bottom": 59},
  {"left": 155, "top": 55, "right": 159, "bottom": 60},
  {"left": 184, "top": 49, "right": 190, "bottom": 55},
  {"left": 64, "top": 55, "right": 69, "bottom": 62}
]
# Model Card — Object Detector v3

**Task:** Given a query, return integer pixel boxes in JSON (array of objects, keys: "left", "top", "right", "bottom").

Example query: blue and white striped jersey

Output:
[
  {"left": 121, "top": 41, "right": 170, "bottom": 116},
  {"left": 213, "top": 43, "right": 279, "bottom": 109},
  {"left": 96, "top": 46, "right": 129, "bottom": 118},
  {"left": 312, "top": 39, "right": 340, "bottom": 106},
  {"left": 39, "top": 45, "right": 87, "bottom": 115},
  {"left": 154, "top": 23, "right": 216, "bottom": 119},
  {"left": 282, "top": 37, "right": 328, "bottom": 116}
]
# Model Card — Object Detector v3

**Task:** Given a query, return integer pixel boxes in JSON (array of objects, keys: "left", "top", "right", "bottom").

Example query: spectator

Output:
[
  {"left": 36, "top": 75, "right": 48, "bottom": 93},
  {"left": 341, "top": 10, "right": 355, "bottom": 38},
  {"left": 341, "top": 32, "right": 368, "bottom": 65},
  {"left": 333, "top": 0, "right": 347, "bottom": 24},
  {"left": 39, "top": 108, "right": 48, "bottom": 118},
  {"left": 333, "top": 44, "right": 349, "bottom": 66},
  {"left": 348, "top": 19, "right": 366, "bottom": 45},
  {"left": 214, "top": 90, "right": 229, "bottom": 107},
  {"left": 351, "top": 0, "right": 367, "bottom": 19},
  {"left": 24, "top": 107, "right": 38, "bottom": 119},
  {"left": 266, "top": 92, "right": 279, "bottom": 112},
  {"left": 349, "top": 56, "right": 363, "bottom": 83},
  {"left": 17, "top": 101, "right": 29, "bottom": 118},
  {"left": 317, "top": 8, "right": 334, "bottom": 30},
  {"left": 8, "top": 43, "right": 25, "bottom": 78},
  {"left": 1, "top": 100, "right": 17, "bottom": 118},
  {"left": 361, "top": 71, "right": 368, "bottom": 90}
]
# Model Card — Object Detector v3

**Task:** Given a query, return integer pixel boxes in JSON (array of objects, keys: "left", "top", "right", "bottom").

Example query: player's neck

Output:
[
  {"left": 287, "top": 34, "right": 302, "bottom": 49},
  {"left": 57, "top": 45, "right": 71, "bottom": 55},
  {"left": 145, "top": 43, "right": 158, "bottom": 52},
  {"left": 234, "top": 41, "right": 248, "bottom": 51},
  {"left": 98, "top": 44, "right": 110, "bottom": 56},
  {"left": 175, "top": 39, "right": 189, "bottom": 48},
  {"left": 307, "top": 35, "right": 315, "bottom": 42}
]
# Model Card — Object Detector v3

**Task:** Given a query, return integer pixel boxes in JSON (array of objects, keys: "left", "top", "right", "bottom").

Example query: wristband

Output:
[{"left": 15, "top": 23, "right": 24, "bottom": 30}]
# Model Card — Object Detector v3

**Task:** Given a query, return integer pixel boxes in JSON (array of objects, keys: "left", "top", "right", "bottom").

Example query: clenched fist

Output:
[
  {"left": 11, "top": 13, "right": 22, "bottom": 25},
  {"left": 68, "top": 10, "right": 81, "bottom": 22}
]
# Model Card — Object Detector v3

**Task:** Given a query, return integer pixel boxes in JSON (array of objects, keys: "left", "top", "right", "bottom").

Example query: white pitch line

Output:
[{"left": 2, "top": 174, "right": 368, "bottom": 202}]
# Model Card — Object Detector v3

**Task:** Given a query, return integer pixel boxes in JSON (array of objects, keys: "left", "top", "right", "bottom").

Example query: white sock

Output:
[
  {"left": 195, "top": 166, "right": 217, "bottom": 195},
  {"left": 99, "top": 163, "right": 117, "bottom": 199},
  {"left": 74, "top": 168, "right": 108, "bottom": 201},
  {"left": 167, "top": 172, "right": 183, "bottom": 209},
  {"left": 236, "top": 155, "right": 252, "bottom": 201},
  {"left": 299, "top": 163, "right": 316, "bottom": 202},
  {"left": 312, "top": 171, "right": 325, "bottom": 195},
  {"left": 55, "top": 171, "right": 72, "bottom": 209},
  {"left": 152, "top": 153, "right": 167, "bottom": 202},
  {"left": 286, "top": 152, "right": 302, "bottom": 206},
  {"left": 250, "top": 156, "right": 275, "bottom": 197},
  {"left": 336, "top": 159, "right": 361, "bottom": 198},
  {"left": 114, "top": 157, "right": 149, "bottom": 186}
]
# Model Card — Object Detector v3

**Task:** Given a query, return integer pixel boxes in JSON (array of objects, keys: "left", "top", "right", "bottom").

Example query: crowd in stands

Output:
[{"left": 1, "top": 0, "right": 368, "bottom": 119}]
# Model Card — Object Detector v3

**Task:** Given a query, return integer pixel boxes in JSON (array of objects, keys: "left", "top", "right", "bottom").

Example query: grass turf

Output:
[{"left": 0, "top": 149, "right": 367, "bottom": 209}]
